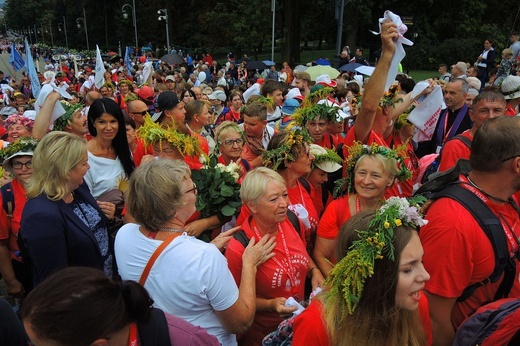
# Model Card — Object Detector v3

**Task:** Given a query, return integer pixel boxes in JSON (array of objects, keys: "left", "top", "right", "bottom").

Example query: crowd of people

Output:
[{"left": 0, "top": 19, "right": 520, "bottom": 346}]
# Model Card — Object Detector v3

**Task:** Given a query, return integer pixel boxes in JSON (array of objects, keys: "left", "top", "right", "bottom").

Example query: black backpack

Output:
[
  {"left": 415, "top": 159, "right": 519, "bottom": 302},
  {"left": 421, "top": 134, "right": 472, "bottom": 184}
]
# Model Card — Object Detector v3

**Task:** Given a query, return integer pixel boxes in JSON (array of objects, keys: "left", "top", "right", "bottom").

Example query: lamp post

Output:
[
  {"left": 76, "top": 8, "right": 89, "bottom": 51},
  {"left": 58, "top": 16, "right": 69, "bottom": 49},
  {"left": 122, "top": 0, "right": 138, "bottom": 49},
  {"left": 157, "top": 8, "right": 170, "bottom": 53},
  {"left": 271, "top": 0, "right": 275, "bottom": 62}
]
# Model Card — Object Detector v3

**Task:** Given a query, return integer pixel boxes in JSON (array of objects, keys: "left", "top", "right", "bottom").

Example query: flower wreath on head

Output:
[
  {"left": 137, "top": 115, "right": 202, "bottom": 157},
  {"left": 333, "top": 141, "right": 412, "bottom": 198},
  {"left": 262, "top": 129, "right": 312, "bottom": 171},
  {"left": 312, "top": 147, "right": 343, "bottom": 169},
  {"left": 292, "top": 100, "right": 339, "bottom": 127},
  {"left": 393, "top": 105, "right": 416, "bottom": 131},
  {"left": 301, "top": 87, "right": 335, "bottom": 108},
  {"left": 325, "top": 195, "right": 428, "bottom": 316},
  {"left": 53, "top": 100, "right": 84, "bottom": 132},
  {"left": 0, "top": 136, "right": 39, "bottom": 162}
]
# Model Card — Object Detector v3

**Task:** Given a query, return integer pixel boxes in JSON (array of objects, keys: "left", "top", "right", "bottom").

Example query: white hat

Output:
[
  {"left": 310, "top": 144, "right": 342, "bottom": 173},
  {"left": 501, "top": 75, "right": 520, "bottom": 100},
  {"left": 285, "top": 87, "right": 304, "bottom": 101},
  {"left": 315, "top": 74, "right": 337, "bottom": 88}
]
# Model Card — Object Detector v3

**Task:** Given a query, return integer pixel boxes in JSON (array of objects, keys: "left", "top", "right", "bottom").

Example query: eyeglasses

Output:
[
  {"left": 221, "top": 138, "right": 245, "bottom": 147},
  {"left": 131, "top": 110, "right": 148, "bottom": 116},
  {"left": 185, "top": 183, "right": 198, "bottom": 194},
  {"left": 12, "top": 160, "right": 32, "bottom": 169}
]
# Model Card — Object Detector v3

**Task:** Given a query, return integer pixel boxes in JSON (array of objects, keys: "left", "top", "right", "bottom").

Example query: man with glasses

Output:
[
  {"left": 420, "top": 115, "right": 520, "bottom": 346},
  {"left": 438, "top": 91, "right": 506, "bottom": 172},
  {"left": 127, "top": 100, "right": 149, "bottom": 129}
]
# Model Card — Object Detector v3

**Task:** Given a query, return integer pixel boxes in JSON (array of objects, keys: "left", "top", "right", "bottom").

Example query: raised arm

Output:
[
  {"left": 354, "top": 21, "right": 397, "bottom": 142},
  {"left": 32, "top": 91, "right": 61, "bottom": 140}
]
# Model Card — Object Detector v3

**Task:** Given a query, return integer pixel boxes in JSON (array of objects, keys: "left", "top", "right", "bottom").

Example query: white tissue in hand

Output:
[{"left": 285, "top": 297, "right": 305, "bottom": 316}]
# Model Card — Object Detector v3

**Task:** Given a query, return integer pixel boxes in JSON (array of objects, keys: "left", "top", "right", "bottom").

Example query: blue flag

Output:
[
  {"left": 24, "top": 39, "right": 41, "bottom": 98},
  {"left": 9, "top": 42, "right": 25, "bottom": 71},
  {"left": 125, "top": 46, "right": 133, "bottom": 77}
]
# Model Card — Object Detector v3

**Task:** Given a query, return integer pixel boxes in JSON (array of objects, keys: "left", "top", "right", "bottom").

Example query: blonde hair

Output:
[
  {"left": 240, "top": 167, "right": 286, "bottom": 204},
  {"left": 184, "top": 100, "right": 208, "bottom": 123},
  {"left": 26, "top": 131, "right": 87, "bottom": 200},
  {"left": 126, "top": 159, "right": 190, "bottom": 231},
  {"left": 502, "top": 48, "right": 514, "bottom": 59},
  {"left": 214, "top": 121, "right": 244, "bottom": 144}
]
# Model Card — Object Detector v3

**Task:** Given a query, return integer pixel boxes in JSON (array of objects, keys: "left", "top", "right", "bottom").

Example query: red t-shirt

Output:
[
  {"left": 293, "top": 294, "right": 433, "bottom": 346},
  {"left": 132, "top": 138, "right": 153, "bottom": 167},
  {"left": 420, "top": 175, "right": 520, "bottom": 329},
  {"left": 225, "top": 217, "right": 310, "bottom": 346},
  {"left": 0, "top": 180, "right": 27, "bottom": 260},
  {"left": 315, "top": 133, "right": 338, "bottom": 150},
  {"left": 438, "top": 130, "right": 472, "bottom": 172},
  {"left": 385, "top": 136, "right": 421, "bottom": 198},
  {"left": 311, "top": 184, "right": 333, "bottom": 217},
  {"left": 506, "top": 103, "right": 517, "bottom": 116},
  {"left": 317, "top": 195, "right": 352, "bottom": 240}
]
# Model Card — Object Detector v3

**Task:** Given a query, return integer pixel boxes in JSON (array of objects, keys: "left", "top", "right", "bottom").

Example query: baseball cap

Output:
[
  {"left": 152, "top": 91, "right": 180, "bottom": 122},
  {"left": 282, "top": 99, "right": 300, "bottom": 115},
  {"left": 208, "top": 90, "right": 227, "bottom": 102},
  {"left": 165, "top": 75, "right": 175, "bottom": 82},
  {"left": 310, "top": 144, "right": 342, "bottom": 173}
]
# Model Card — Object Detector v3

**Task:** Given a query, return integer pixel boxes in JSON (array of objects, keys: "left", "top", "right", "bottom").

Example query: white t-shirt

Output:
[
  {"left": 84, "top": 151, "right": 126, "bottom": 199},
  {"left": 114, "top": 223, "right": 239, "bottom": 346}
]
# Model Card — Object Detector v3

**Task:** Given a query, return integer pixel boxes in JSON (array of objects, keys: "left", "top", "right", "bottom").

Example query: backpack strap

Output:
[
  {"left": 431, "top": 183, "right": 515, "bottom": 302},
  {"left": 1, "top": 182, "right": 14, "bottom": 237},
  {"left": 233, "top": 211, "right": 302, "bottom": 248},
  {"left": 136, "top": 308, "right": 171, "bottom": 346},
  {"left": 241, "top": 158, "right": 251, "bottom": 172},
  {"left": 297, "top": 177, "right": 311, "bottom": 195},
  {"left": 139, "top": 233, "right": 182, "bottom": 286}
]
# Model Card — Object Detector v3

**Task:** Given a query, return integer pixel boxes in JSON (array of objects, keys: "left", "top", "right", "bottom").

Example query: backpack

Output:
[
  {"left": 137, "top": 308, "right": 171, "bottom": 345},
  {"left": 233, "top": 209, "right": 302, "bottom": 248},
  {"left": 421, "top": 134, "right": 472, "bottom": 184},
  {"left": 453, "top": 298, "right": 520, "bottom": 346},
  {"left": 415, "top": 159, "right": 518, "bottom": 302}
]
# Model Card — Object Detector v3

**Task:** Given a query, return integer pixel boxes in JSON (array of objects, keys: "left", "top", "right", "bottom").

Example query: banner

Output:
[
  {"left": 94, "top": 45, "right": 106, "bottom": 89},
  {"left": 9, "top": 42, "right": 25, "bottom": 71},
  {"left": 24, "top": 39, "right": 41, "bottom": 98},
  {"left": 125, "top": 46, "right": 133, "bottom": 77}
]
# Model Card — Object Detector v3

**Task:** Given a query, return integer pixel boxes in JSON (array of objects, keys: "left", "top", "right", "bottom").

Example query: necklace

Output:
[
  {"left": 158, "top": 227, "right": 184, "bottom": 233},
  {"left": 466, "top": 176, "right": 508, "bottom": 204}
]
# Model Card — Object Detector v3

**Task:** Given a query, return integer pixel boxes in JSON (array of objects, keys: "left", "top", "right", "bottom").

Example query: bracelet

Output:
[{"left": 308, "top": 266, "right": 318, "bottom": 277}]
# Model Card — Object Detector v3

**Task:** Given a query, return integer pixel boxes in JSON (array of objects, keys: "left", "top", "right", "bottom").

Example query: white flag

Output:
[
  {"left": 94, "top": 45, "right": 106, "bottom": 89},
  {"left": 142, "top": 61, "right": 153, "bottom": 85}
]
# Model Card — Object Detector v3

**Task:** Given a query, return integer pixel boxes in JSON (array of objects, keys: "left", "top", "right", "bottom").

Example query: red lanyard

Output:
[
  {"left": 251, "top": 219, "right": 299, "bottom": 299},
  {"left": 355, "top": 195, "right": 361, "bottom": 213},
  {"left": 296, "top": 181, "right": 307, "bottom": 209},
  {"left": 462, "top": 176, "right": 520, "bottom": 257},
  {"left": 128, "top": 322, "right": 138, "bottom": 346}
]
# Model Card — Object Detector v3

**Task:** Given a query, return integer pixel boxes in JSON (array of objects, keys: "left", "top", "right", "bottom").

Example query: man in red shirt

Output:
[
  {"left": 421, "top": 116, "right": 520, "bottom": 346},
  {"left": 438, "top": 91, "right": 506, "bottom": 171}
]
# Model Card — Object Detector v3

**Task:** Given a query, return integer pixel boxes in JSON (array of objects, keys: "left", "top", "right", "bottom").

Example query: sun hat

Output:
[
  {"left": 315, "top": 74, "right": 338, "bottom": 88},
  {"left": 151, "top": 91, "right": 180, "bottom": 122},
  {"left": 1, "top": 137, "right": 39, "bottom": 172},
  {"left": 310, "top": 144, "right": 342, "bottom": 173},
  {"left": 501, "top": 75, "right": 520, "bottom": 100}
]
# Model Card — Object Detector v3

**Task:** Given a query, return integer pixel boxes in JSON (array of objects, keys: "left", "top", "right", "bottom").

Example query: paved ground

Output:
[{"left": 0, "top": 52, "right": 46, "bottom": 82}]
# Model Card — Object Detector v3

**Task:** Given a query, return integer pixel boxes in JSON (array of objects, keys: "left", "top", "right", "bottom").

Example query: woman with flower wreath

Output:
[
  {"left": 313, "top": 142, "right": 411, "bottom": 276},
  {"left": 293, "top": 197, "right": 432, "bottom": 346},
  {"left": 0, "top": 137, "right": 38, "bottom": 296},
  {"left": 4, "top": 114, "right": 34, "bottom": 143},
  {"left": 386, "top": 107, "right": 421, "bottom": 198}
]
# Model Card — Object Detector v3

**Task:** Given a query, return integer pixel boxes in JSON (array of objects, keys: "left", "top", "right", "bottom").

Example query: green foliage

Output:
[{"left": 192, "top": 156, "right": 242, "bottom": 221}]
